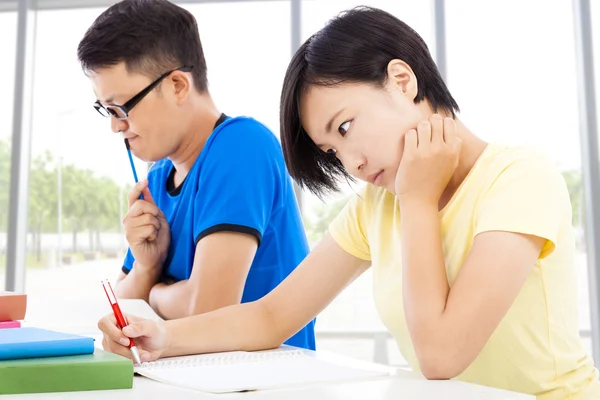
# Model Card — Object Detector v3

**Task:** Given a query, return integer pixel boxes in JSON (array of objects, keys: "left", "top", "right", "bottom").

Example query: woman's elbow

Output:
[
  {"left": 258, "top": 300, "right": 293, "bottom": 349},
  {"left": 416, "top": 347, "right": 468, "bottom": 380}
]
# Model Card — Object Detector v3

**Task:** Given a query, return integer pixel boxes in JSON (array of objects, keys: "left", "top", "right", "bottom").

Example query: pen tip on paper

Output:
[{"left": 131, "top": 346, "right": 142, "bottom": 365}]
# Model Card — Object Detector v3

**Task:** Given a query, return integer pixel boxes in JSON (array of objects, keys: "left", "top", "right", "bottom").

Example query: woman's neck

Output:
[{"left": 439, "top": 118, "right": 488, "bottom": 210}]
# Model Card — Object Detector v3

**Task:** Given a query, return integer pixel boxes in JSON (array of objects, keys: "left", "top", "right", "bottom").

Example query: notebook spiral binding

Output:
[{"left": 138, "top": 349, "right": 304, "bottom": 370}]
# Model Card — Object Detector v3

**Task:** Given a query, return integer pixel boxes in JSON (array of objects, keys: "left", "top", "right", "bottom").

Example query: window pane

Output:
[
  {"left": 182, "top": 1, "right": 291, "bottom": 136},
  {"left": 447, "top": 0, "right": 592, "bottom": 352},
  {"left": 25, "top": 8, "right": 144, "bottom": 303},
  {"left": 300, "top": 1, "right": 433, "bottom": 367},
  {"left": 0, "top": 12, "right": 17, "bottom": 290},
  {"left": 301, "top": 0, "right": 433, "bottom": 46}
]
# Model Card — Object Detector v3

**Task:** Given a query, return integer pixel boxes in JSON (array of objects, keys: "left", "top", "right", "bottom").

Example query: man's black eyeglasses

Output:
[{"left": 93, "top": 65, "right": 194, "bottom": 120}]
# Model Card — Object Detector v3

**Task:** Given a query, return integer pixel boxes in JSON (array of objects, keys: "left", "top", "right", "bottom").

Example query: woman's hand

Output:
[
  {"left": 98, "top": 313, "right": 168, "bottom": 363},
  {"left": 395, "top": 114, "right": 462, "bottom": 206}
]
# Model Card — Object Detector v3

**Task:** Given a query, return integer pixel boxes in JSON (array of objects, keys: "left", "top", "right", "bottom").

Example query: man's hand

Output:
[
  {"left": 395, "top": 114, "right": 462, "bottom": 205},
  {"left": 123, "top": 180, "right": 171, "bottom": 271}
]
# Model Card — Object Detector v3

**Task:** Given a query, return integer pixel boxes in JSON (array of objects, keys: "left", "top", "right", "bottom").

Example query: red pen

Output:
[{"left": 101, "top": 279, "right": 142, "bottom": 364}]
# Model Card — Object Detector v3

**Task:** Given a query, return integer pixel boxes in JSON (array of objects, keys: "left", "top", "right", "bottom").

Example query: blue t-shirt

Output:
[{"left": 123, "top": 115, "right": 315, "bottom": 350}]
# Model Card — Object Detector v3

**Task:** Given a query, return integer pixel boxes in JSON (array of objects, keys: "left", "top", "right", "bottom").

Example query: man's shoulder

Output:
[{"left": 210, "top": 116, "right": 281, "bottom": 151}]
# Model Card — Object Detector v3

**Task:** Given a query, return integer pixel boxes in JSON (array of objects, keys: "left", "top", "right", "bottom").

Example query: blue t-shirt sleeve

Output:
[{"left": 194, "top": 119, "right": 282, "bottom": 245}]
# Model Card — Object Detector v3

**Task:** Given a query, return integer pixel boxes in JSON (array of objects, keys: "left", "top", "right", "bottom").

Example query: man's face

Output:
[{"left": 89, "top": 62, "right": 184, "bottom": 162}]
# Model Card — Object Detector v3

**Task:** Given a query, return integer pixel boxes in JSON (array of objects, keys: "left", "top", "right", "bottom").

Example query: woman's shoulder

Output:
[
  {"left": 480, "top": 143, "right": 559, "bottom": 173},
  {"left": 470, "top": 143, "right": 565, "bottom": 194}
]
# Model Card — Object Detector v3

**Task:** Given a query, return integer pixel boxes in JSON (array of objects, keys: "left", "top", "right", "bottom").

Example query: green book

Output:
[{"left": 0, "top": 349, "right": 133, "bottom": 394}]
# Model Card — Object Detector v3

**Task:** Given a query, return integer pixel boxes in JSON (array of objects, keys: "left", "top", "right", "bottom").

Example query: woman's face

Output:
[{"left": 299, "top": 62, "right": 432, "bottom": 194}]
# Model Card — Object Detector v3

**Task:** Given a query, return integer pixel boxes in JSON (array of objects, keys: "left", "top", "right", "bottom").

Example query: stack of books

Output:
[
  {"left": 0, "top": 291, "right": 26, "bottom": 329},
  {"left": 0, "top": 291, "right": 133, "bottom": 395}
]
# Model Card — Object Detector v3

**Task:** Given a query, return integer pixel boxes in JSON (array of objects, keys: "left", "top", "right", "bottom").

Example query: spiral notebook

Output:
[{"left": 134, "top": 347, "right": 390, "bottom": 393}]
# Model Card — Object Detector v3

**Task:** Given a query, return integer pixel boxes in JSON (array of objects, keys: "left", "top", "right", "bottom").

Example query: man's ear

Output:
[{"left": 170, "top": 70, "right": 193, "bottom": 104}]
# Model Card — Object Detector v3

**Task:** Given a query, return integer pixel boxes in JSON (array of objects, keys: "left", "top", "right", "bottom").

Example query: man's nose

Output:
[{"left": 110, "top": 115, "right": 128, "bottom": 134}]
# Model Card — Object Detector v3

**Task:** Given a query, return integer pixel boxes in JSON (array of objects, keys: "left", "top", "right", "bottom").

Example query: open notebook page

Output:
[{"left": 134, "top": 347, "right": 391, "bottom": 393}]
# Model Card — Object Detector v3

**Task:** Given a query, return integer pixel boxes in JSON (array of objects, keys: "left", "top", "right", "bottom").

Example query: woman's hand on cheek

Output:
[{"left": 394, "top": 114, "right": 461, "bottom": 206}]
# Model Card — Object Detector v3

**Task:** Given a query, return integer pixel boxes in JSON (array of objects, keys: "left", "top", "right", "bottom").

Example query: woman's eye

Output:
[
  {"left": 326, "top": 148, "right": 337, "bottom": 155},
  {"left": 338, "top": 121, "right": 351, "bottom": 136}
]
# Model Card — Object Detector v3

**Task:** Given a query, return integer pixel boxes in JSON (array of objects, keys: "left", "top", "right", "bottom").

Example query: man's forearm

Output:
[
  {"left": 149, "top": 281, "right": 192, "bottom": 320},
  {"left": 150, "top": 279, "right": 241, "bottom": 320},
  {"left": 115, "top": 262, "right": 160, "bottom": 302}
]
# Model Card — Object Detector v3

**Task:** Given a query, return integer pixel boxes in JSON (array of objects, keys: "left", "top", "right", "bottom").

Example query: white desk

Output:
[{"left": 8, "top": 296, "right": 533, "bottom": 400}]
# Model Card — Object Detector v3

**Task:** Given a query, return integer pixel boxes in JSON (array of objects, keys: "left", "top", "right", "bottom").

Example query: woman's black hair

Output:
[{"left": 280, "top": 6, "right": 459, "bottom": 197}]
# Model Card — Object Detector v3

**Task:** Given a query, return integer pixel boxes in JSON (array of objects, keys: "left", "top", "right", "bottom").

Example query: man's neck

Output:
[{"left": 169, "top": 95, "right": 221, "bottom": 183}]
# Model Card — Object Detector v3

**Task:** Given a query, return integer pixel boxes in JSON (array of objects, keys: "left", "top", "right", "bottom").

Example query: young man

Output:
[{"left": 77, "top": 0, "right": 315, "bottom": 350}]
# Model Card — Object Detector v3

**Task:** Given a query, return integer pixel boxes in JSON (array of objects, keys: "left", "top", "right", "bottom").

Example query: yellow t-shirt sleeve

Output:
[
  {"left": 328, "top": 188, "right": 372, "bottom": 261},
  {"left": 474, "top": 151, "right": 570, "bottom": 259}
]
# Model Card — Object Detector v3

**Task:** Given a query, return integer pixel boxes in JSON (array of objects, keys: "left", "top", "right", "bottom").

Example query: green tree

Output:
[
  {"left": 86, "top": 176, "right": 122, "bottom": 252},
  {"left": 28, "top": 151, "right": 58, "bottom": 260},
  {"left": 562, "top": 169, "right": 583, "bottom": 227},
  {"left": 60, "top": 165, "right": 124, "bottom": 253},
  {"left": 1, "top": 141, "right": 126, "bottom": 261},
  {"left": 303, "top": 195, "right": 351, "bottom": 244}
]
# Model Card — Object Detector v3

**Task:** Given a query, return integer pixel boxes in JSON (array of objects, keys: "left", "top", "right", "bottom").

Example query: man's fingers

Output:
[
  {"left": 125, "top": 224, "right": 159, "bottom": 244},
  {"left": 127, "top": 180, "right": 149, "bottom": 208},
  {"left": 142, "top": 187, "right": 157, "bottom": 206},
  {"left": 140, "top": 225, "right": 158, "bottom": 242},
  {"left": 126, "top": 225, "right": 158, "bottom": 244},
  {"left": 127, "top": 214, "right": 161, "bottom": 231},
  {"left": 126, "top": 200, "right": 160, "bottom": 219}
]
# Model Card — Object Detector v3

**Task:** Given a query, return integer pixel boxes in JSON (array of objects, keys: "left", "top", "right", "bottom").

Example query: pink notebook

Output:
[{"left": 0, "top": 321, "right": 20, "bottom": 329}]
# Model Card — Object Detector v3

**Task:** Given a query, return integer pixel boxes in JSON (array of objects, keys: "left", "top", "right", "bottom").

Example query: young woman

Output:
[{"left": 97, "top": 6, "right": 599, "bottom": 399}]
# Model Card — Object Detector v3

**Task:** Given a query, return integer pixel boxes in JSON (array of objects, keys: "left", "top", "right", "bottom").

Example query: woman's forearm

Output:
[
  {"left": 162, "top": 300, "right": 283, "bottom": 357},
  {"left": 400, "top": 199, "right": 450, "bottom": 347}
]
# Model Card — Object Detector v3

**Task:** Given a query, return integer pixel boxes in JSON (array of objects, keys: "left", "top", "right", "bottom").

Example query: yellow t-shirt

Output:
[{"left": 329, "top": 143, "right": 600, "bottom": 399}]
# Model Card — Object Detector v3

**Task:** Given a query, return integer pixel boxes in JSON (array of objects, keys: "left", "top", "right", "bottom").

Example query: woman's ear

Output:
[{"left": 385, "top": 59, "right": 418, "bottom": 101}]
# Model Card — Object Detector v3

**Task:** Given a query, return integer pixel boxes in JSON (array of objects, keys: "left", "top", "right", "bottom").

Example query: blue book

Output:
[{"left": 0, "top": 327, "right": 94, "bottom": 360}]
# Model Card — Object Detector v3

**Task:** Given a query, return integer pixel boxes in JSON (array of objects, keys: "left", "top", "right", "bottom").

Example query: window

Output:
[
  {"left": 24, "top": 8, "right": 143, "bottom": 297},
  {"left": 182, "top": 1, "right": 291, "bottom": 136},
  {"left": 0, "top": 12, "right": 18, "bottom": 290},
  {"left": 301, "top": 0, "right": 433, "bottom": 45},
  {"left": 446, "top": 0, "right": 591, "bottom": 351}
]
